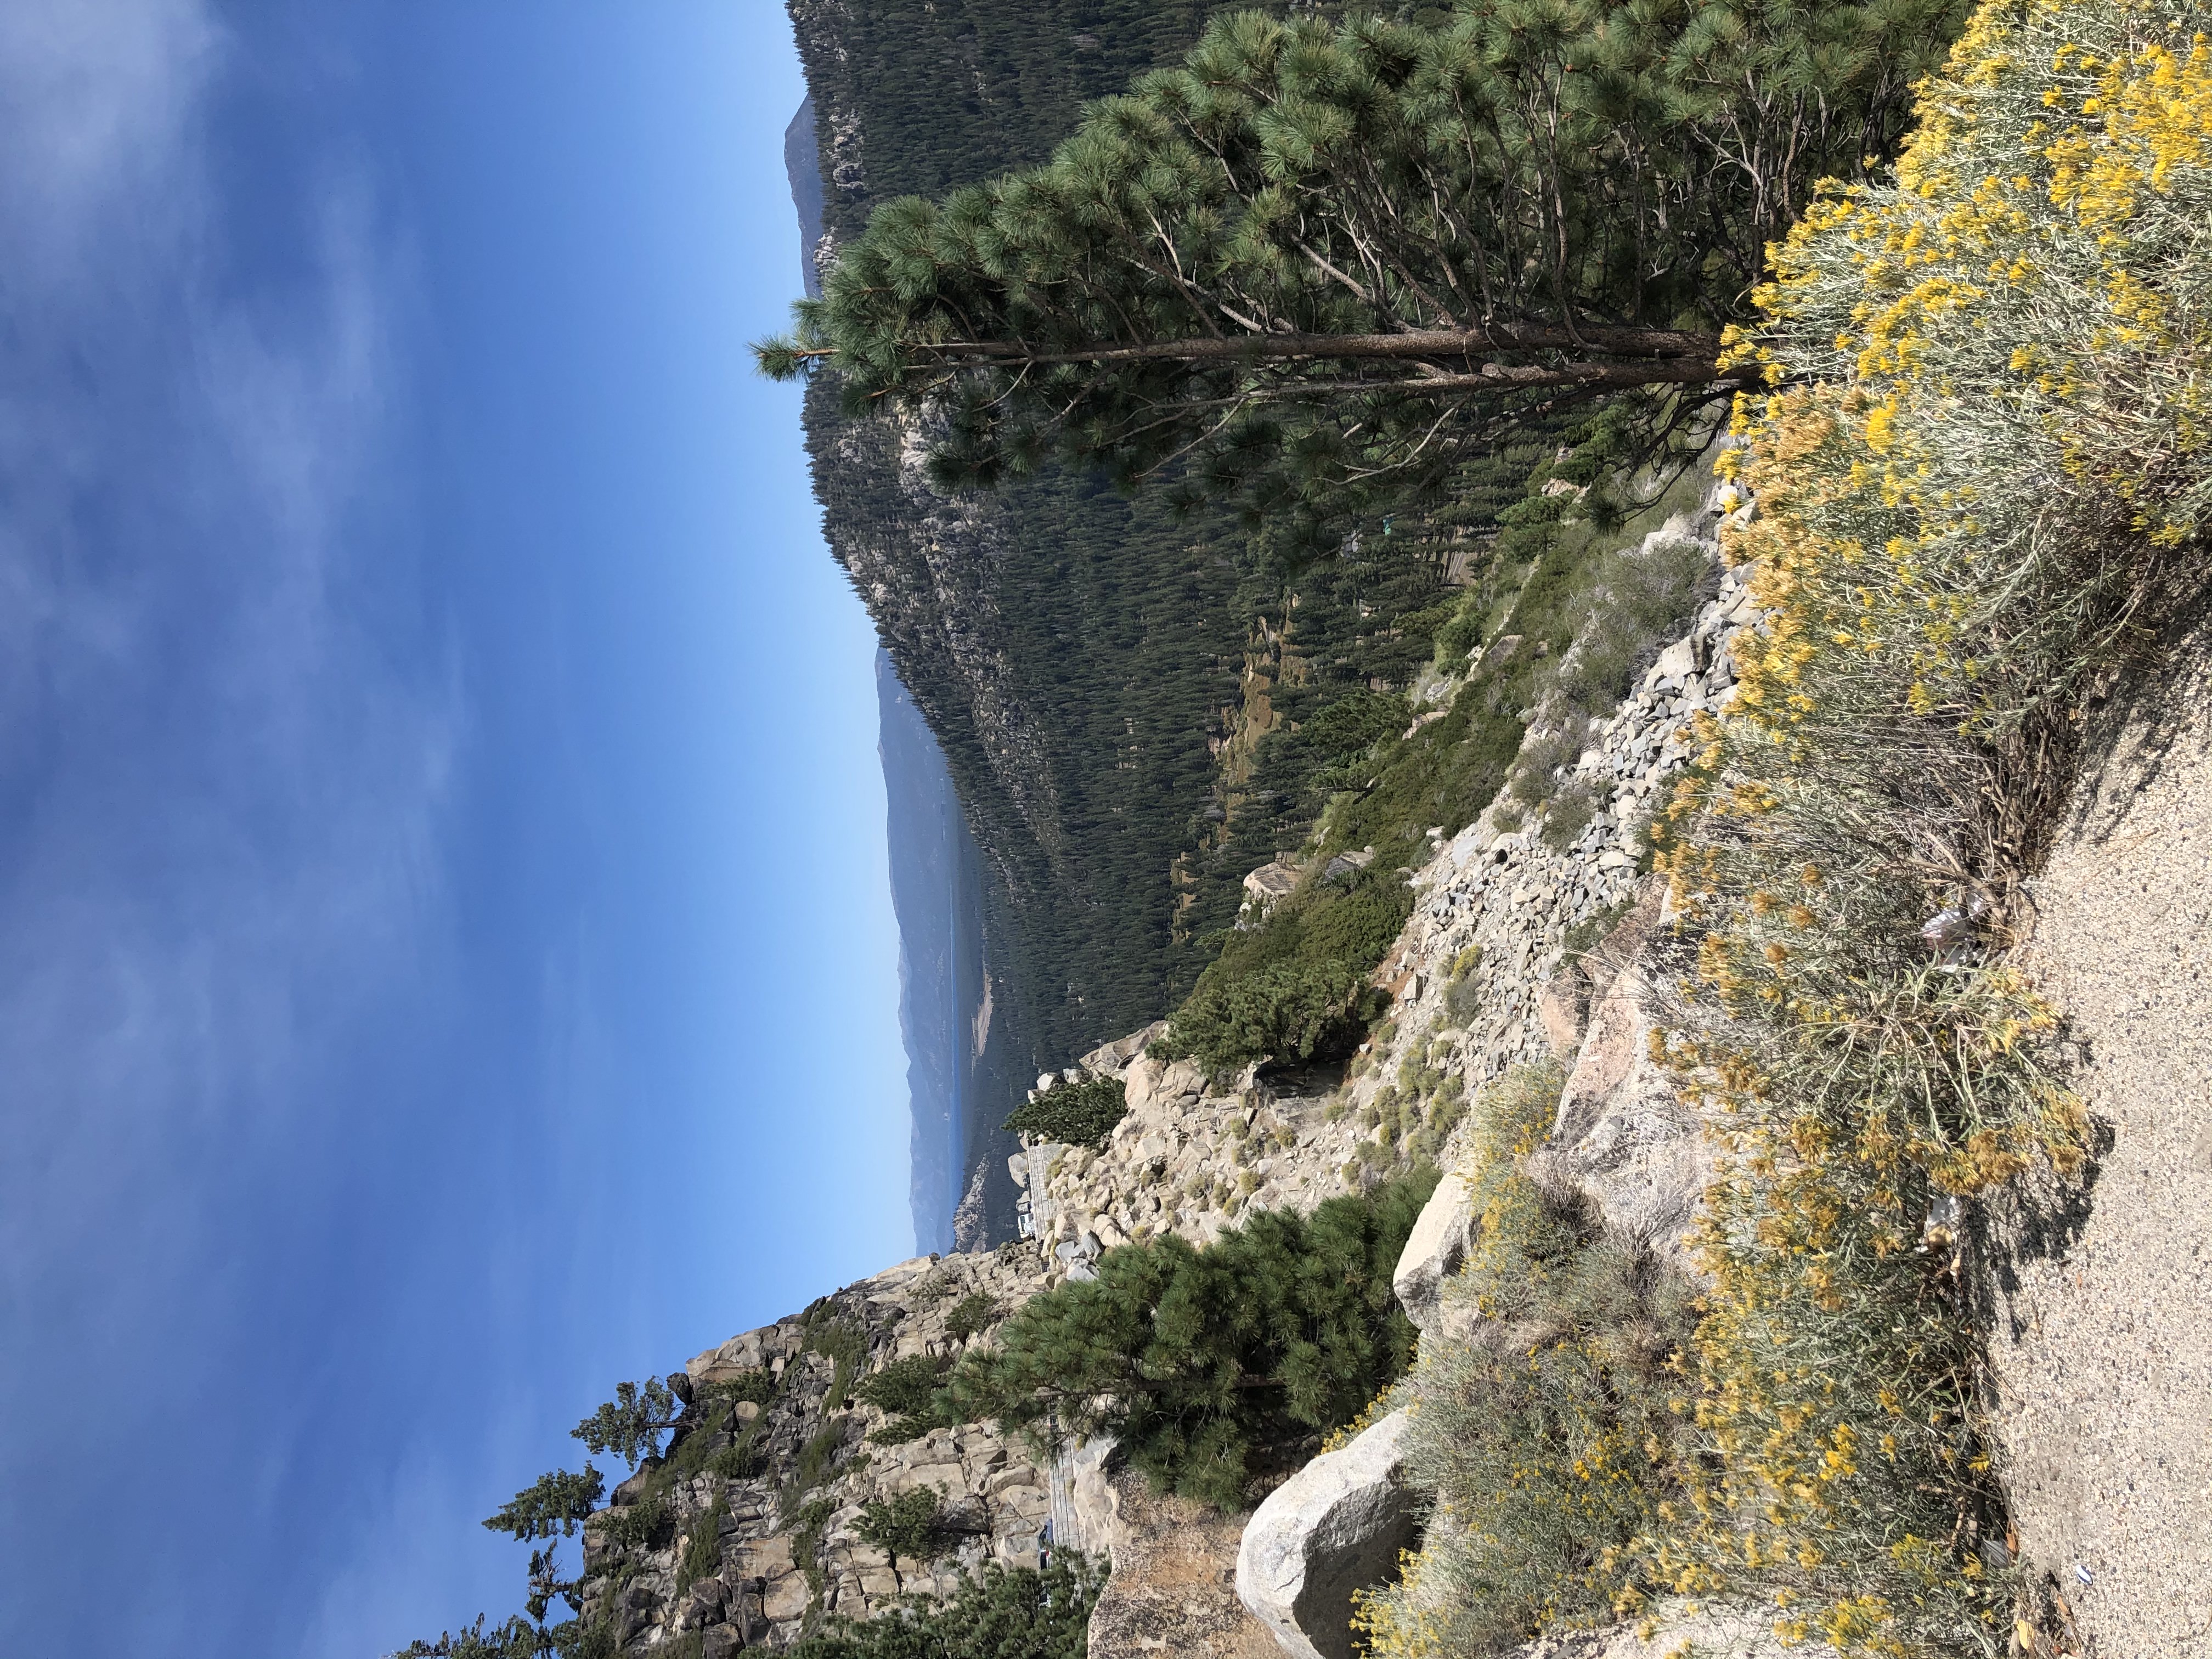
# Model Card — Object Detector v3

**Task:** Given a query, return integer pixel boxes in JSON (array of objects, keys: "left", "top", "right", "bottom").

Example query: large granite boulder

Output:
[
  {"left": 1390, "top": 1171, "right": 1476, "bottom": 1340},
  {"left": 1236, "top": 1410, "right": 1418, "bottom": 1659},
  {"left": 1528, "top": 889, "right": 1708, "bottom": 1272}
]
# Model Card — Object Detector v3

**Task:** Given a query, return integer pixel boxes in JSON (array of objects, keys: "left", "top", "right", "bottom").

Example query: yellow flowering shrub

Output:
[
  {"left": 1645, "top": 0, "right": 2212, "bottom": 1651},
  {"left": 1369, "top": 1, "right": 2211, "bottom": 1652}
]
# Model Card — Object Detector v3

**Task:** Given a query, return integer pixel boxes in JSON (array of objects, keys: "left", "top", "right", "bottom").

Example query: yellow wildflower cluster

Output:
[
  {"left": 1360, "top": 2, "right": 2206, "bottom": 1652},
  {"left": 1645, "top": 0, "right": 2207, "bottom": 1651}
]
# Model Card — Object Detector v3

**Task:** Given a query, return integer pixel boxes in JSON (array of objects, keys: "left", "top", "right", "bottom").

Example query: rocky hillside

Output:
[
  {"left": 1022, "top": 499, "right": 1756, "bottom": 1287},
  {"left": 785, "top": 0, "right": 1494, "bottom": 1243},
  {"left": 785, "top": 0, "right": 1254, "bottom": 1233},
  {"left": 577, "top": 1248, "right": 1054, "bottom": 1654},
  {"left": 586, "top": 467, "right": 2212, "bottom": 1659},
  {"left": 568, "top": 483, "right": 1759, "bottom": 1657}
]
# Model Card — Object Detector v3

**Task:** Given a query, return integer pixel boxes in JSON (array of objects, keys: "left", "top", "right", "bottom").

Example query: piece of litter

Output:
[{"left": 2073, "top": 1562, "right": 2094, "bottom": 1586}]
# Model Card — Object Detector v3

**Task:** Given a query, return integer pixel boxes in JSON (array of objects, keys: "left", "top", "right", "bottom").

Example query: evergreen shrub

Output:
[
  {"left": 594, "top": 1496, "right": 672, "bottom": 1552},
  {"left": 858, "top": 1356, "right": 951, "bottom": 1419},
  {"left": 782, "top": 1557, "right": 1104, "bottom": 1659},
  {"left": 945, "top": 1171, "right": 1435, "bottom": 1508},
  {"left": 1165, "top": 956, "right": 1374, "bottom": 1076},
  {"left": 1002, "top": 1076, "right": 1127, "bottom": 1147},
  {"left": 944, "top": 1291, "right": 1003, "bottom": 1342},
  {"left": 855, "top": 1488, "right": 949, "bottom": 1567},
  {"left": 1164, "top": 864, "right": 1413, "bottom": 1073}
]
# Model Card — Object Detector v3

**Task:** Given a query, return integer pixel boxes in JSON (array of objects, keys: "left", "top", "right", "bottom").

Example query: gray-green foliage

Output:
[
  {"left": 805, "top": 1316, "right": 869, "bottom": 1406},
  {"left": 677, "top": 1500, "right": 727, "bottom": 1593},
  {"left": 1358, "top": 1065, "right": 1693, "bottom": 1651},
  {"left": 706, "top": 1368, "right": 776, "bottom": 1407},
  {"left": 1553, "top": 535, "right": 1717, "bottom": 718},
  {"left": 858, "top": 1355, "right": 950, "bottom": 1417},
  {"left": 1441, "top": 946, "right": 1485, "bottom": 1025},
  {"left": 1002, "top": 1075, "right": 1128, "bottom": 1146},
  {"left": 710, "top": 1438, "right": 768, "bottom": 1480},
  {"left": 1164, "top": 864, "right": 1414, "bottom": 1073}
]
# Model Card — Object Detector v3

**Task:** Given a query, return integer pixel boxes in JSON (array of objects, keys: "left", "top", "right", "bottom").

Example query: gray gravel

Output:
[{"left": 1988, "top": 620, "right": 2212, "bottom": 1657}]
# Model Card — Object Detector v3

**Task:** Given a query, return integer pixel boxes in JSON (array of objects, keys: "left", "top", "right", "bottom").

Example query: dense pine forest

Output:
[{"left": 787, "top": 0, "right": 1532, "bottom": 1096}]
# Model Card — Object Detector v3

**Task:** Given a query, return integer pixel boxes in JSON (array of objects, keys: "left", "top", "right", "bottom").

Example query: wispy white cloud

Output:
[
  {"left": 0, "top": 0, "right": 219, "bottom": 283},
  {"left": 0, "top": 2, "right": 465, "bottom": 1651}
]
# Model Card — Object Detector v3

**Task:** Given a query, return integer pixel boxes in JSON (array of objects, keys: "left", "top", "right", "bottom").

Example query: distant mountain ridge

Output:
[
  {"left": 781, "top": 0, "right": 1485, "bottom": 1248},
  {"left": 783, "top": 0, "right": 1288, "bottom": 1246},
  {"left": 873, "top": 650, "right": 985, "bottom": 1254}
]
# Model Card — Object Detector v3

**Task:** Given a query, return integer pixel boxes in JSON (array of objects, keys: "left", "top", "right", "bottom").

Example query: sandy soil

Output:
[
  {"left": 1987, "top": 619, "right": 2212, "bottom": 1657},
  {"left": 1084, "top": 1469, "right": 1280, "bottom": 1659}
]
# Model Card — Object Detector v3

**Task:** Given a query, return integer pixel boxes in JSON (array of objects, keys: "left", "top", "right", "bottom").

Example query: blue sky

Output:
[{"left": 0, "top": 3, "right": 911, "bottom": 1654}]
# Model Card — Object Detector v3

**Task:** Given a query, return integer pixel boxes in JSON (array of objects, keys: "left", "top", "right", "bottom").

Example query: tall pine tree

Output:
[{"left": 759, "top": 2, "right": 1962, "bottom": 522}]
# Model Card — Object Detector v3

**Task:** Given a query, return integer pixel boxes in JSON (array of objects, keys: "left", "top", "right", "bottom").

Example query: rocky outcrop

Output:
[
  {"left": 1235, "top": 1410, "right": 1419, "bottom": 1659},
  {"left": 1528, "top": 885, "right": 1711, "bottom": 1271},
  {"left": 1370, "top": 544, "right": 1754, "bottom": 1102},
  {"left": 1242, "top": 859, "right": 1301, "bottom": 915},
  {"left": 1391, "top": 1170, "right": 1476, "bottom": 1340},
  {"left": 580, "top": 1246, "right": 1052, "bottom": 1651},
  {"left": 1021, "top": 1038, "right": 1380, "bottom": 1277}
]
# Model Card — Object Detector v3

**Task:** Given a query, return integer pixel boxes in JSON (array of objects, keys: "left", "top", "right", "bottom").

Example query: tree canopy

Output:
[
  {"left": 482, "top": 1466, "right": 605, "bottom": 1542},
  {"left": 943, "top": 1169, "right": 1435, "bottom": 1507},
  {"left": 571, "top": 1376, "right": 680, "bottom": 1471},
  {"left": 758, "top": 0, "right": 1962, "bottom": 518}
]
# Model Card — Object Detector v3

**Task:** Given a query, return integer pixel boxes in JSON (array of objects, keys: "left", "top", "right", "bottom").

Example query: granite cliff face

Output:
[{"left": 578, "top": 1249, "right": 1054, "bottom": 1654}]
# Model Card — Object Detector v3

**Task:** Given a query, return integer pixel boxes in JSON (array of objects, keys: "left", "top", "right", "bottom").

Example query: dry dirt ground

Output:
[
  {"left": 1988, "top": 617, "right": 2212, "bottom": 1657},
  {"left": 1083, "top": 1469, "right": 1280, "bottom": 1659}
]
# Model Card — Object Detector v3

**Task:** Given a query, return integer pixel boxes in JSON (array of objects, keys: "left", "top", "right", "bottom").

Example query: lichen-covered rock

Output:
[
  {"left": 1235, "top": 1410, "right": 1418, "bottom": 1659},
  {"left": 1528, "top": 889, "right": 1709, "bottom": 1271},
  {"left": 1391, "top": 1170, "right": 1475, "bottom": 1339}
]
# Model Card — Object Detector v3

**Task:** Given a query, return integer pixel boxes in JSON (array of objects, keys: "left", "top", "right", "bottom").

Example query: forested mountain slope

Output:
[{"left": 787, "top": 0, "right": 1482, "bottom": 1237}]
